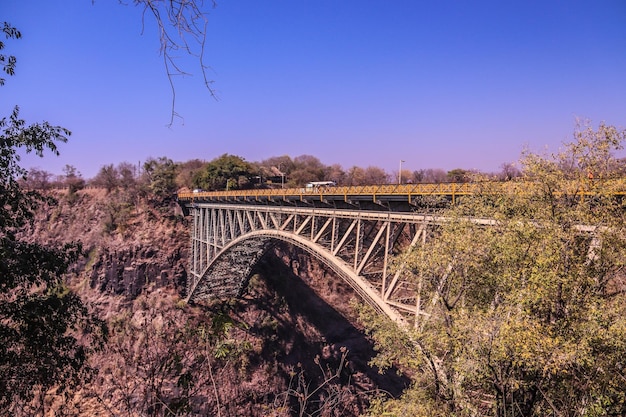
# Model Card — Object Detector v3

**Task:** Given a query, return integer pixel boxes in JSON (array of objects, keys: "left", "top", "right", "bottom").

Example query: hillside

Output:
[{"left": 25, "top": 188, "right": 409, "bottom": 416}]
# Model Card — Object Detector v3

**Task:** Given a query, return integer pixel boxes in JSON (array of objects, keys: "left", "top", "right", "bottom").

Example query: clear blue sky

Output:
[{"left": 3, "top": 0, "right": 626, "bottom": 179}]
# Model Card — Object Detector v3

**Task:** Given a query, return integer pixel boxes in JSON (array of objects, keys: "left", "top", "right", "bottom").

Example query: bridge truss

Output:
[
  {"left": 180, "top": 181, "right": 614, "bottom": 327},
  {"left": 185, "top": 203, "right": 442, "bottom": 326}
]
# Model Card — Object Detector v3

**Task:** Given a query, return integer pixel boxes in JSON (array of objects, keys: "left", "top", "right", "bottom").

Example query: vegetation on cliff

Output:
[
  {"left": 0, "top": 96, "right": 105, "bottom": 416},
  {"left": 362, "top": 121, "right": 626, "bottom": 416}
]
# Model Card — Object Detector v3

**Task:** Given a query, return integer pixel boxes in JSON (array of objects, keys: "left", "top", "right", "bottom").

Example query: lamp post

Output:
[
  {"left": 399, "top": 160, "right": 405, "bottom": 185},
  {"left": 278, "top": 163, "right": 285, "bottom": 189}
]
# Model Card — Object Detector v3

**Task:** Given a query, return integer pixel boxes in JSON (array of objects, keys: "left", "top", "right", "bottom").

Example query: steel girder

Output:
[
  {"left": 184, "top": 203, "right": 606, "bottom": 329},
  {"left": 185, "top": 203, "right": 442, "bottom": 326}
]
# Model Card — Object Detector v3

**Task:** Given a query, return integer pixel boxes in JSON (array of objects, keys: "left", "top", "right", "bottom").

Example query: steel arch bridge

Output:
[
  {"left": 178, "top": 182, "right": 610, "bottom": 327},
  {"left": 181, "top": 202, "right": 444, "bottom": 326}
]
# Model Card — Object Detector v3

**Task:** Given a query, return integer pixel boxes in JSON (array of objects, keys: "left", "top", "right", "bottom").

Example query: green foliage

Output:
[
  {"left": 192, "top": 153, "right": 253, "bottom": 190},
  {"left": 103, "top": 198, "right": 134, "bottom": 235},
  {"left": 446, "top": 168, "right": 470, "bottom": 182},
  {"left": 143, "top": 156, "right": 178, "bottom": 199},
  {"left": 0, "top": 22, "right": 21, "bottom": 86},
  {"left": 92, "top": 163, "right": 119, "bottom": 193},
  {"left": 0, "top": 106, "right": 105, "bottom": 414},
  {"left": 117, "top": 161, "right": 138, "bottom": 191},
  {"left": 364, "top": 121, "right": 626, "bottom": 416}
]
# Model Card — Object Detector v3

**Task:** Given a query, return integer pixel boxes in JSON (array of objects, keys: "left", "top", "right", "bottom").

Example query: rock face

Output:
[
  {"left": 26, "top": 188, "right": 410, "bottom": 415},
  {"left": 89, "top": 245, "right": 186, "bottom": 297},
  {"left": 25, "top": 188, "right": 190, "bottom": 298}
]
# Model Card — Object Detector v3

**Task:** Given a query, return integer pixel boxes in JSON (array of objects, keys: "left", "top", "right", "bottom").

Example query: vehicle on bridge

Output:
[{"left": 304, "top": 181, "right": 337, "bottom": 192}]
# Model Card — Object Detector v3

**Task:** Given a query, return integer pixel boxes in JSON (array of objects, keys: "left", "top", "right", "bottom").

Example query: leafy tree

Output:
[
  {"left": 0, "top": 28, "right": 103, "bottom": 414},
  {"left": 0, "top": 106, "right": 105, "bottom": 415},
  {"left": 192, "top": 153, "right": 253, "bottom": 191},
  {"left": 62, "top": 164, "right": 85, "bottom": 198},
  {"left": 117, "top": 161, "right": 138, "bottom": 191},
  {"left": 102, "top": 198, "right": 135, "bottom": 235},
  {"left": 364, "top": 121, "right": 626, "bottom": 416},
  {"left": 0, "top": 22, "right": 21, "bottom": 86},
  {"left": 142, "top": 156, "right": 178, "bottom": 199},
  {"left": 91, "top": 163, "right": 119, "bottom": 193},
  {"left": 446, "top": 168, "right": 470, "bottom": 182}
]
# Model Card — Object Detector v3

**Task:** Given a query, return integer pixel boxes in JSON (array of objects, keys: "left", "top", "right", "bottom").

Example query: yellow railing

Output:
[
  {"left": 177, "top": 183, "right": 474, "bottom": 201},
  {"left": 177, "top": 180, "right": 626, "bottom": 203}
]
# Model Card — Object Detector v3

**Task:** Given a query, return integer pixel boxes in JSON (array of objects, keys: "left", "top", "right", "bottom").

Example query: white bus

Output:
[{"left": 304, "top": 181, "right": 337, "bottom": 192}]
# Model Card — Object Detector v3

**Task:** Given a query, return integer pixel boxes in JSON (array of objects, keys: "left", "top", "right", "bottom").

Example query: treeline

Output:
[
  {"left": 25, "top": 148, "right": 626, "bottom": 200},
  {"left": 22, "top": 154, "right": 528, "bottom": 198}
]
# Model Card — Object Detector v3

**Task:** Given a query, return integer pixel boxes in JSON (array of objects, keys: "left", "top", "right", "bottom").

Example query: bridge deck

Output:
[
  {"left": 178, "top": 181, "right": 615, "bottom": 327},
  {"left": 177, "top": 181, "right": 626, "bottom": 210}
]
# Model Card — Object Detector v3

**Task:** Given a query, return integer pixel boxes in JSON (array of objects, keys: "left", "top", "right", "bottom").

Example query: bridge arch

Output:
[
  {"left": 183, "top": 204, "right": 435, "bottom": 327},
  {"left": 187, "top": 229, "right": 407, "bottom": 325},
  {"left": 179, "top": 193, "right": 608, "bottom": 332}
]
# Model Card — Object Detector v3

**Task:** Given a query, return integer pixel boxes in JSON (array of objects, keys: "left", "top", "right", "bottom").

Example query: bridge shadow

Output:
[{"left": 233, "top": 242, "right": 410, "bottom": 411}]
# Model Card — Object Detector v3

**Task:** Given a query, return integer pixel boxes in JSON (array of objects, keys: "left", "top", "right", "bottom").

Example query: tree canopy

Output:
[
  {"left": 363, "top": 121, "right": 626, "bottom": 416},
  {"left": 143, "top": 156, "right": 178, "bottom": 199},
  {"left": 0, "top": 22, "right": 105, "bottom": 415},
  {"left": 0, "top": 22, "right": 20, "bottom": 86},
  {"left": 192, "top": 153, "right": 254, "bottom": 191},
  {"left": 0, "top": 106, "right": 105, "bottom": 415}
]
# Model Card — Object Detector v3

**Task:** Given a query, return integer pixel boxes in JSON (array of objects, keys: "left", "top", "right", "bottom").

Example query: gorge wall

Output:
[{"left": 25, "top": 188, "right": 409, "bottom": 416}]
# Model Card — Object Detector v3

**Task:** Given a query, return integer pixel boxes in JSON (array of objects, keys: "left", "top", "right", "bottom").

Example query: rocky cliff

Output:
[{"left": 26, "top": 188, "right": 409, "bottom": 416}]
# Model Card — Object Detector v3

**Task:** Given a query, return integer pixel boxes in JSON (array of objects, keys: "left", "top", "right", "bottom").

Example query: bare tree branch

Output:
[{"left": 119, "top": 0, "right": 218, "bottom": 126}]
